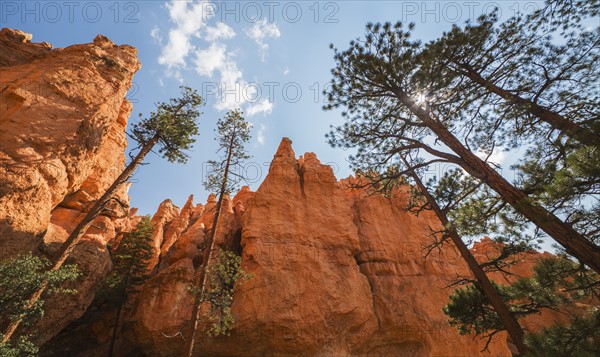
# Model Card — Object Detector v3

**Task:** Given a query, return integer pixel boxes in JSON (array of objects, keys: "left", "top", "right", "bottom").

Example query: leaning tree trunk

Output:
[
  {"left": 108, "top": 261, "right": 134, "bottom": 357},
  {"left": 394, "top": 88, "right": 600, "bottom": 275},
  {"left": 108, "top": 297, "right": 126, "bottom": 357},
  {"left": 1, "top": 135, "right": 160, "bottom": 344},
  {"left": 402, "top": 157, "right": 527, "bottom": 356},
  {"left": 186, "top": 132, "right": 236, "bottom": 357},
  {"left": 458, "top": 64, "right": 597, "bottom": 147}
]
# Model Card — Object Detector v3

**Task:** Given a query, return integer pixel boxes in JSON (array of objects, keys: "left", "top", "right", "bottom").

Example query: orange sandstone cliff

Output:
[
  {"left": 1, "top": 30, "right": 566, "bottom": 356},
  {"left": 0, "top": 28, "right": 140, "bottom": 343},
  {"left": 45, "top": 139, "right": 516, "bottom": 357}
]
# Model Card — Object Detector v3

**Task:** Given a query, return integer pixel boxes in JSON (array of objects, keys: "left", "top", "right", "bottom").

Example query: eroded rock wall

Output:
[
  {"left": 0, "top": 28, "right": 140, "bottom": 344},
  {"left": 96, "top": 139, "right": 512, "bottom": 356},
  {"left": 0, "top": 28, "right": 140, "bottom": 258}
]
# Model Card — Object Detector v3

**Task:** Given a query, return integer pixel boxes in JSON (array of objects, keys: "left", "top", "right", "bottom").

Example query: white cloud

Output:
[
  {"left": 219, "top": 57, "right": 243, "bottom": 88},
  {"left": 204, "top": 22, "right": 236, "bottom": 41},
  {"left": 283, "top": 67, "right": 290, "bottom": 75},
  {"left": 256, "top": 123, "right": 266, "bottom": 145},
  {"left": 158, "top": 1, "right": 214, "bottom": 70},
  {"left": 245, "top": 19, "right": 281, "bottom": 61},
  {"left": 150, "top": 26, "right": 162, "bottom": 43},
  {"left": 246, "top": 99, "right": 273, "bottom": 117},
  {"left": 194, "top": 42, "right": 227, "bottom": 77},
  {"left": 155, "top": 1, "right": 276, "bottom": 117},
  {"left": 476, "top": 149, "right": 506, "bottom": 167},
  {"left": 194, "top": 44, "right": 248, "bottom": 111}
]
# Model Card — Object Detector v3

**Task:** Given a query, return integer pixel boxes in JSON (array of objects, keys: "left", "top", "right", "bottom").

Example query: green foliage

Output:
[
  {"left": 99, "top": 217, "right": 154, "bottom": 305},
  {"left": 419, "top": 6, "right": 600, "bottom": 246},
  {"left": 443, "top": 283, "right": 506, "bottom": 335},
  {"left": 444, "top": 256, "right": 599, "bottom": 351},
  {"left": 323, "top": 0, "right": 598, "bottom": 274},
  {"left": 204, "top": 109, "right": 251, "bottom": 195},
  {"left": 323, "top": 2, "right": 599, "bottom": 353},
  {"left": 130, "top": 86, "right": 204, "bottom": 163},
  {"left": 430, "top": 169, "right": 540, "bottom": 254},
  {"left": 525, "top": 309, "right": 600, "bottom": 356},
  {"left": 529, "top": 0, "right": 599, "bottom": 32},
  {"left": 515, "top": 144, "right": 600, "bottom": 245},
  {"left": 0, "top": 254, "right": 79, "bottom": 328},
  {"left": 0, "top": 335, "right": 38, "bottom": 357},
  {"left": 0, "top": 254, "right": 79, "bottom": 355},
  {"left": 419, "top": 8, "right": 599, "bottom": 146},
  {"left": 203, "top": 250, "right": 252, "bottom": 337}
]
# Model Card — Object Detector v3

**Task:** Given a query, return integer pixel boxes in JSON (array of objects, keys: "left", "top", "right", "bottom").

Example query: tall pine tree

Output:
[
  {"left": 324, "top": 0, "right": 599, "bottom": 352},
  {"left": 186, "top": 109, "right": 251, "bottom": 357},
  {"left": 324, "top": 8, "right": 599, "bottom": 274}
]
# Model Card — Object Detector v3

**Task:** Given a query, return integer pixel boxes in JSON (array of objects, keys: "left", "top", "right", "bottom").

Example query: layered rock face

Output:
[
  {"left": 47, "top": 139, "right": 516, "bottom": 356},
  {"left": 0, "top": 28, "right": 140, "bottom": 258},
  {"left": 0, "top": 28, "right": 140, "bottom": 343}
]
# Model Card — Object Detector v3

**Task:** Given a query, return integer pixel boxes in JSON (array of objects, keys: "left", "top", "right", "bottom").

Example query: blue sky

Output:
[{"left": 2, "top": 0, "right": 544, "bottom": 216}]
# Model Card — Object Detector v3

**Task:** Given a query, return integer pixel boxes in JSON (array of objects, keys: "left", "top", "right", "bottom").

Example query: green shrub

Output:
[
  {"left": 0, "top": 254, "right": 79, "bottom": 355},
  {"left": 203, "top": 250, "right": 252, "bottom": 337}
]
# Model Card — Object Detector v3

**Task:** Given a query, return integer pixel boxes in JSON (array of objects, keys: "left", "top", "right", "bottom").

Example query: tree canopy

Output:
[
  {"left": 324, "top": 2, "right": 599, "bottom": 273},
  {"left": 204, "top": 109, "right": 252, "bottom": 195},
  {"left": 130, "top": 86, "right": 204, "bottom": 163},
  {"left": 324, "top": 0, "right": 599, "bottom": 352}
]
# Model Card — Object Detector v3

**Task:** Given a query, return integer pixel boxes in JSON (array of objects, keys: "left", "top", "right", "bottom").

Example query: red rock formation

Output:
[
  {"left": 0, "top": 28, "right": 52, "bottom": 66},
  {"left": 162, "top": 195, "right": 195, "bottom": 256},
  {"left": 0, "top": 28, "right": 140, "bottom": 258},
  {"left": 118, "top": 139, "right": 597, "bottom": 357},
  {"left": 0, "top": 29, "right": 140, "bottom": 344},
  {"left": 38, "top": 134, "right": 560, "bottom": 356},
  {"left": 112, "top": 138, "right": 512, "bottom": 356}
]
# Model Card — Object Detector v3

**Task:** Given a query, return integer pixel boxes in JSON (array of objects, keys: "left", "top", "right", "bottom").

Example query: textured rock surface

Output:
[
  {"left": 39, "top": 137, "right": 572, "bottom": 357},
  {"left": 52, "top": 139, "right": 515, "bottom": 356},
  {"left": 0, "top": 29, "right": 139, "bottom": 344},
  {"left": 115, "top": 140, "right": 590, "bottom": 357},
  {"left": 0, "top": 28, "right": 52, "bottom": 66},
  {"left": 0, "top": 28, "right": 140, "bottom": 258}
]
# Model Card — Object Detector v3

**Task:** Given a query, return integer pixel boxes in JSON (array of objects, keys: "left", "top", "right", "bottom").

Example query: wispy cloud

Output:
[
  {"left": 204, "top": 22, "right": 235, "bottom": 41},
  {"left": 150, "top": 26, "right": 162, "bottom": 43},
  {"left": 155, "top": 1, "right": 278, "bottom": 116},
  {"left": 246, "top": 99, "right": 273, "bottom": 117},
  {"left": 245, "top": 19, "right": 281, "bottom": 61},
  {"left": 194, "top": 42, "right": 229, "bottom": 77},
  {"left": 194, "top": 44, "right": 249, "bottom": 112},
  {"left": 158, "top": 0, "right": 213, "bottom": 73},
  {"left": 255, "top": 123, "right": 266, "bottom": 146}
]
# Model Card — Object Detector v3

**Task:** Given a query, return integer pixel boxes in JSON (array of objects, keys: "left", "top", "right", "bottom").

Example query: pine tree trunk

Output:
[
  {"left": 395, "top": 89, "right": 600, "bottom": 275},
  {"left": 108, "top": 261, "right": 133, "bottom": 357},
  {"left": 459, "top": 65, "right": 596, "bottom": 147},
  {"left": 1, "top": 135, "right": 160, "bottom": 344},
  {"left": 186, "top": 133, "right": 236, "bottom": 357},
  {"left": 108, "top": 301, "right": 125, "bottom": 357},
  {"left": 403, "top": 157, "right": 527, "bottom": 355}
]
